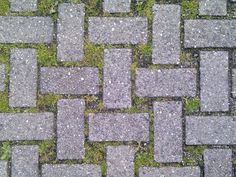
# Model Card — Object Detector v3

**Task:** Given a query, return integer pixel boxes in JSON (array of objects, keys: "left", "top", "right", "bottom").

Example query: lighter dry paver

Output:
[
  {"left": 0, "top": 161, "right": 8, "bottom": 177},
  {"left": 103, "top": 0, "right": 130, "bottom": 13},
  {"left": 10, "top": 0, "right": 38, "bottom": 12},
  {"left": 199, "top": 0, "right": 227, "bottom": 16},
  {"left": 0, "top": 65, "right": 5, "bottom": 91}
]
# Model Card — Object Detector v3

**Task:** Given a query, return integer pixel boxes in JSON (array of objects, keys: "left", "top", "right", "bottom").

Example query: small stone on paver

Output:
[
  {"left": 0, "top": 161, "right": 8, "bottom": 177},
  {"left": 89, "top": 17, "right": 148, "bottom": 44},
  {"left": 10, "top": 0, "right": 37, "bottom": 12},
  {"left": 10, "top": 49, "right": 37, "bottom": 108},
  {"left": 204, "top": 149, "right": 232, "bottom": 177},
  {"left": 107, "top": 146, "right": 135, "bottom": 177},
  {"left": 0, "top": 65, "right": 5, "bottom": 91},
  {"left": 135, "top": 68, "right": 196, "bottom": 97},
  {"left": 57, "top": 3, "right": 85, "bottom": 61},
  {"left": 139, "top": 167, "right": 201, "bottom": 177},
  {"left": 199, "top": 0, "right": 227, "bottom": 16},
  {"left": 184, "top": 20, "right": 236, "bottom": 48},
  {"left": 57, "top": 99, "right": 85, "bottom": 160},
  {"left": 103, "top": 0, "right": 130, "bottom": 13},
  {"left": 200, "top": 51, "right": 229, "bottom": 112},
  {"left": 0, "top": 17, "right": 53, "bottom": 43},
  {"left": 152, "top": 5, "right": 180, "bottom": 64},
  {"left": 186, "top": 116, "right": 236, "bottom": 145},
  {"left": 154, "top": 101, "right": 183, "bottom": 163},
  {"left": 104, "top": 49, "right": 132, "bottom": 109},
  {"left": 89, "top": 113, "right": 149, "bottom": 142},
  {"left": 11, "top": 146, "right": 39, "bottom": 177},
  {"left": 40, "top": 67, "right": 99, "bottom": 95},
  {"left": 42, "top": 164, "right": 101, "bottom": 177},
  {"left": 0, "top": 113, "right": 54, "bottom": 141}
]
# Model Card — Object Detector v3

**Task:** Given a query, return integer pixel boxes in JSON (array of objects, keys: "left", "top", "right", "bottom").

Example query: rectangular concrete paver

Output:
[
  {"left": 57, "top": 3, "right": 85, "bottom": 61},
  {"left": 40, "top": 67, "right": 99, "bottom": 95},
  {"left": 0, "top": 113, "right": 54, "bottom": 141},
  {"left": 107, "top": 146, "right": 135, "bottom": 177},
  {"left": 89, "top": 113, "right": 149, "bottom": 142},
  {"left": 0, "top": 161, "right": 8, "bottom": 177},
  {"left": 200, "top": 51, "right": 229, "bottom": 112},
  {"left": 10, "top": 49, "right": 37, "bottom": 107},
  {"left": 89, "top": 17, "right": 147, "bottom": 44},
  {"left": 0, "top": 65, "right": 5, "bottom": 91},
  {"left": 139, "top": 167, "right": 201, "bottom": 177},
  {"left": 0, "top": 17, "right": 53, "bottom": 43},
  {"left": 11, "top": 146, "right": 39, "bottom": 177},
  {"left": 152, "top": 5, "right": 180, "bottom": 64},
  {"left": 186, "top": 116, "right": 236, "bottom": 145},
  {"left": 154, "top": 101, "right": 183, "bottom": 163},
  {"left": 135, "top": 68, "right": 196, "bottom": 97},
  {"left": 184, "top": 20, "right": 236, "bottom": 48},
  {"left": 199, "top": 0, "right": 227, "bottom": 16},
  {"left": 204, "top": 149, "right": 232, "bottom": 177},
  {"left": 104, "top": 49, "right": 132, "bottom": 109},
  {"left": 231, "top": 69, "right": 236, "bottom": 97},
  {"left": 57, "top": 99, "right": 85, "bottom": 160},
  {"left": 10, "top": 0, "right": 37, "bottom": 12},
  {"left": 104, "top": 0, "right": 130, "bottom": 13},
  {"left": 42, "top": 164, "right": 101, "bottom": 177}
]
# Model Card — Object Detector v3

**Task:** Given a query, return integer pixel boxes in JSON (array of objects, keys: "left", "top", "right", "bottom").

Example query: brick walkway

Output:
[{"left": 0, "top": 0, "right": 235, "bottom": 177}]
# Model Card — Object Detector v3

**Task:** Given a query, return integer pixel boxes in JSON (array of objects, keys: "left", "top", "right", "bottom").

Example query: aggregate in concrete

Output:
[{"left": 10, "top": 0, "right": 38, "bottom": 12}]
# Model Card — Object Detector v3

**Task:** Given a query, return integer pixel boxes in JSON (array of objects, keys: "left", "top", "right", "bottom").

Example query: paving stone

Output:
[
  {"left": 40, "top": 67, "right": 99, "bottom": 95},
  {"left": 186, "top": 116, "right": 236, "bottom": 145},
  {"left": 57, "top": 3, "right": 85, "bottom": 61},
  {"left": 0, "top": 113, "right": 54, "bottom": 141},
  {"left": 0, "top": 65, "right": 5, "bottom": 91},
  {"left": 107, "top": 146, "right": 135, "bottom": 177},
  {"left": 154, "top": 101, "right": 183, "bottom": 163},
  {"left": 104, "top": 49, "right": 132, "bottom": 109},
  {"left": 10, "top": 0, "right": 37, "bottom": 12},
  {"left": 199, "top": 0, "right": 227, "bottom": 16},
  {"left": 42, "top": 164, "right": 101, "bottom": 177},
  {"left": 89, "top": 113, "right": 149, "bottom": 142},
  {"left": 231, "top": 69, "right": 236, "bottom": 97},
  {"left": 57, "top": 99, "right": 85, "bottom": 160},
  {"left": 9, "top": 49, "right": 37, "bottom": 108},
  {"left": 139, "top": 167, "right": 201, "bottom": 177},
  {"left": 103, "top": 0, "right": 130, "bottom": 13},
  {"left": 0, "top": 17, "right": 53, "bottom": 43},
  {"left": 184, "top": 20, "right": 236, "bottom": 48},
  {"left": 200, "top": 51, "right": 229, "bottom": 112},
  {"left": 204, "top": 149, "right": 232, "bottom": 177},
  {"left": 89, "top": 17, "right": 148, "bottom": 44},
  {"left": 135, "top": 68, "right": 196, "bottom": 97},
  {"left": 11, "top": 146, "right": 39, "bottom": 177},
  {"left": 152, "top": 5, "right": 180, "bottom": 64},
  {"left": 0, "top": 161, "right": 8, "bottom": 177}
]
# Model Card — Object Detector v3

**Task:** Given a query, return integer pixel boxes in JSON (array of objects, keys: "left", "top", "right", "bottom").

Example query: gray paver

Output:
[
  {"left": 0, "top": 17, "right": 53, "bottom": 43},
  {"left": 104, "top": 49, "right": 132, "bottom": 109},
  {"left": 0, "top": 161, "right": 8, "bottom": 177},
  {"left": 139, "top": 167, "right": 201, "bottom": 177},
  {"left": 10, "top": 0, "right": 37, "bottom": 12},
  {"left": 89, "top": 113, "right": 149, "bottom": 142},
  {"left": 135, "top": 68, "right": 196, "bottom": 97},
  {"left": 200, "top": 51, "right": 229, "bottom": 112},
  {"left": 184, "top": 20, "right": 236, "bottom": 48},
  {"left": 42, "top": 164, "right": 101, "bottom": 177},
  {"left": 231, "top": 69, "right": 236, "bottom": 97},
  {"left": 0, "top": 113, "right": 54, "bottom": 141},
  {"left": 107, "top": 146, "right": 135, "bottom": 177},
  {"left": 10, "top": 49, "right": 37, "bottom": 108},
  {"left": 199, "top": 0, "right": 227, "bottom": 16},
  {"left": 57, "top": 3, "right": 85, "bottom": 61},
  {"left": 0, "top": 65, "right": 5, "bottom": 91},
  {"left": 11, "top": 146, "right": 39, "bottom": 177},
  {"left": 103, "top": 0, "right": 130, "bottom": 13},
  {"left": 204, "top": 149, "right": 232, "bottom": 177},
  {"left": 40, "top": 67, "right": 99, "bottom": 95},
  {"left": 186, "top": 116, "right": 236, "bottom": 145},
  {"left": 57, "top": 99, "right": 85, "bottom": 160},
  {"left": 89, "top": 17, "right": 148, "bottom": 44},
  {"left": 152, "top": 5, "right": 180, "bottom": 64},
  {"left": 154, "top": 101, "right": 183, "bottom": 163}
]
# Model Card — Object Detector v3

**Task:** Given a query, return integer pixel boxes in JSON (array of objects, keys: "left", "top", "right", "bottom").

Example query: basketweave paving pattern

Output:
[{"left": 0, "top": 0, "right": 236, "bottom": 176}]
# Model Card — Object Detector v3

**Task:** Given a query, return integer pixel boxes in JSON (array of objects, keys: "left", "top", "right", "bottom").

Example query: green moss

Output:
[
  {"left": 39, "top": 140, "right": 56, "bottom": 163},
  {"left": 84, "top": 0, "right": 102, "bottom": 17},
  {"left": 183, "top": 146, "right": 205, "bottom": 166},
  {"left": 180, "top": 52, "right": 192, "bottom": 63},
  {"left": 137, "top": 44, "right": 152, "bottom": 58},
  {"left": 0, "top": 142, "right": 11, "bottom": 161},
  {"left": 181, "top": 0, "right": 198, "bottom": 19},
  {"left": 0, "top": 92, "right": 9, "bottom": 112},
  {"left": 184, "top": 97, "right": 200, "bottom": 113},
  {"left": 38, "top": 95, "right": 62, "bottom": 112},
  {"left": 135, "top": 0, "right": 155, "bottom": 23},
  {"left": 36, "top": 44, "right": 57, "bottom": 67},
  {"left": 0, "top": 0, "right": 9, "bottom": 16}
]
